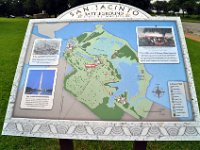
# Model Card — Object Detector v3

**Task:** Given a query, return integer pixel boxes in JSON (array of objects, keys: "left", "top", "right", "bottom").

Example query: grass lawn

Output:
[
  {"left": 181, "top": 18, "right": 200, "bottom": 23},
  {"left": 0, "top": 18, "right": 200, "bottom": 150},
  {"left": 151, "top": 13, "right": 200, "bottom": 23},
  {"left": 181, "top": 15, "right": 200, "bottom": 23}
]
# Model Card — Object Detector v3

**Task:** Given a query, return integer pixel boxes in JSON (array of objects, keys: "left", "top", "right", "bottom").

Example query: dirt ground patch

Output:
[{"left": 184, "top": 33, "right": 200, "bottom": 42}]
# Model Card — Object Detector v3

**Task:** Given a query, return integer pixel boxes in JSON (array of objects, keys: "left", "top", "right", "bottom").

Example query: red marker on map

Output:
[{"left": 85, "top": 64, "right": 97, "bottom": 68}]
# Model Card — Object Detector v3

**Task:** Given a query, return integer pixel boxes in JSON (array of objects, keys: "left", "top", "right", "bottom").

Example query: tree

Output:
[
  {"left": 168, "top": 0, "right": 180, "bottom": 14},
  {"left": 36, "top": 0, "right": 46, "bottom": 11},
  {"left": 0, "top": 0, "right": 9, "bottom": 16},
  {"left": 13, "top": 0, "right": 24, "bottom": 16},
  {"left": 175, "top": 0, "right": 186, "bottom": 17},
  {"left": 120, "top": 0, "right": 151, "bottom": 11},
  {"left": 176, "top": 0, "right": 196, "bottom": 16},
  {"left": 162, "top": 1, "right": 169, "bottom": 14},
  {"left": 182, "top": 0, "right": 196, "bottom": 15},
  {"left": 68, "top": 0, "right": 118, "bottom": 8},
  {"left": 0, "top": 0, "right": 24, "bottom": 16},
  {"left": 57, "top": 0, "right": 70, "bottom": 14},
  {"left": 23, "top": 0, "right": 38, "bottom": 15},
  {"left": 68, "top": 0, "right": 151, "bottom": 11},
  {"left": 152, "top": 1, "right": 167, "bottom": 14},
  {"left": 36, "top": 0, "right": 69, "bottom": 17},
  {"left": 196, "top": 1, "right": 200, "bottom": 15}
]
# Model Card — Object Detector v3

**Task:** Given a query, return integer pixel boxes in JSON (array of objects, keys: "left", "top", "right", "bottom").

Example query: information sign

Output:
[{"left": 2, "top": 2, "right": 200, "bottom": 141}]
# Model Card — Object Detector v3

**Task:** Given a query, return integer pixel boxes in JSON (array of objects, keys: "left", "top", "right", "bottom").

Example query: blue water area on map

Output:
[
  {"left": 108, "top": 62, "right": 139, "bottom": 107},
  {"left": 66, "top": 64, "right": 74, "bottom": 75},
  {"left": 75, "top": 52, "right": 94, "bottom": 61},
  {"left": 60, "top": 39, "right": 68, "bottom": 57},
  {"left": 55, "top": 22, "right": 98, "bottom": 56},
  {"left": 30, "top": 21, "right": 192, "bottom": 120}
]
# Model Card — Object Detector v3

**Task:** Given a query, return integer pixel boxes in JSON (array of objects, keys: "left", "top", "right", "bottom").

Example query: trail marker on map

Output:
[{"left": 2, "top": 2, "right": 200, "bottom": 141}]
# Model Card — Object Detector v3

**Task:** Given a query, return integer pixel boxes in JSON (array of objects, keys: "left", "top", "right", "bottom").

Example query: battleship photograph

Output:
[
  {"left": 25, "top": 69, "right": 56, "bottom": 95},
  {"left": 33, "top": 39, "right": 61, "bottom": 55}
]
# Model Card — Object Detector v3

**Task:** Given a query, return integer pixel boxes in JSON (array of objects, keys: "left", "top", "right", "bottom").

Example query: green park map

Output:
[{"left": 64, "top": 25, "right": 152, "bottom": 120}]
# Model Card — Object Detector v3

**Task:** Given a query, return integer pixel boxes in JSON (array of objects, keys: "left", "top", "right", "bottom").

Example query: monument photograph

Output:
[{"left": 24, "top": 69, "right": 56, "bottom": 95}]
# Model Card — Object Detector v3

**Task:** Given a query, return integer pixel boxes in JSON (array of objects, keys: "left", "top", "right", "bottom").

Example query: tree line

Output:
[
  {"left": 0, "top": 0, "right": 199, "bottom": 17},
  {"left": 0, "top": 0, "right": 151, "bottom": 17},
  {"left": 151, "top": 0, "right": 200, "bottom": 16}
]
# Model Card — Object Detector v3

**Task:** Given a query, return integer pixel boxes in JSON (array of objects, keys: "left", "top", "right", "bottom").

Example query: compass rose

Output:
[{"left": 152, "top": 85, "right": 165, "bottom": 98}]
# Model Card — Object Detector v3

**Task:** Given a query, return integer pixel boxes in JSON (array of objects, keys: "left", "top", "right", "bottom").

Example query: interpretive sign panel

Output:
[{"left": 2, "top": 2, "right": 200, "bottom": 141}]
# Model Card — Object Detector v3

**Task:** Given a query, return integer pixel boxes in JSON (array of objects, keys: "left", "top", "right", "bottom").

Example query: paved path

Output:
[{"left": 182, "top": 22, "right": 200, "bottom": 42}]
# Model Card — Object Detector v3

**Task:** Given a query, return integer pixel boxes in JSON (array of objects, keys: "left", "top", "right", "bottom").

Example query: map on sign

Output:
[{"left": 13, "top": 21, "right": 193, "bottom": 121}]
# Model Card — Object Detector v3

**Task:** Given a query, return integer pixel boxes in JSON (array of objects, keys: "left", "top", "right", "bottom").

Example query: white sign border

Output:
[{"left": 2, "top": 17, "right": 200, "bottom": 141}]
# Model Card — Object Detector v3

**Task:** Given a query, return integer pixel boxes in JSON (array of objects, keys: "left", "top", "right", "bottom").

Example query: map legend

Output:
[{"left": 168, "top": 81, "right": 189, "bottom": 118}]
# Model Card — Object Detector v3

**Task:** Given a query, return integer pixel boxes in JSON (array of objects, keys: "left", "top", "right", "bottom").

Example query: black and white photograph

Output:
[
  {"left": 33, "top": 39, "right": 61, "bottom": 55},
  {"left": 29, "top": 39, "right": 61, "bottom": 65}
]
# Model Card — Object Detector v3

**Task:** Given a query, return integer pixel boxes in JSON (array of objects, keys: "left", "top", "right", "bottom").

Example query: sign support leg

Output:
[
  {"left": 59, "top": 139, "right": 74, "bottom": 150},
  {"left": 134, "top": 141, "right": 147, "bottom": 150}
]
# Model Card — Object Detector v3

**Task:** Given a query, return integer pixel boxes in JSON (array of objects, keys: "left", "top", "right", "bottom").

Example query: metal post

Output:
[
  {"left": 59, "top": 139, "right": 74, "bottom": 150},
  {"left": 134, "top": 141, "right": 147, "bottom": 150}
]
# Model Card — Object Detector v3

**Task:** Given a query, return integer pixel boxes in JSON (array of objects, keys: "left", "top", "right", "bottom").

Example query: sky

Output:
[{"left": 26, "top": 70, "right": 55, "bottom": 90}]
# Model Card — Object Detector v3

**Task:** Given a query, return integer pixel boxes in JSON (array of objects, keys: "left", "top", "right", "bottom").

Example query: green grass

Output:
[
  {"left": 150, "top": 13, "right": 200, "bottom": 23},
  {"left": 0, "top": 18, "right": 200, "bottom": 150},
  {"left": 181, "top": 17, "right": 200, "bottom": 23},
  {"left": 0, "top": 18, "right": 59, "bottom": 150},
  {"left": 181, "top": 15, "right": 200, "bottom": 23}
]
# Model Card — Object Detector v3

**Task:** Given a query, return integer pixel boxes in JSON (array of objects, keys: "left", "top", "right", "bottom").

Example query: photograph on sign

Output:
[
  {"left": 29, "top": 39, "right": 61, "bottom": 65},
  {"left": 20, "top": 68, "right": 57, "bottom": 110},
  {"left": 137, "top": 26, "right": 179, "bottom": 63},
  {"left": 137, "top": 27, "right": 175, "bottom": 47}
]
